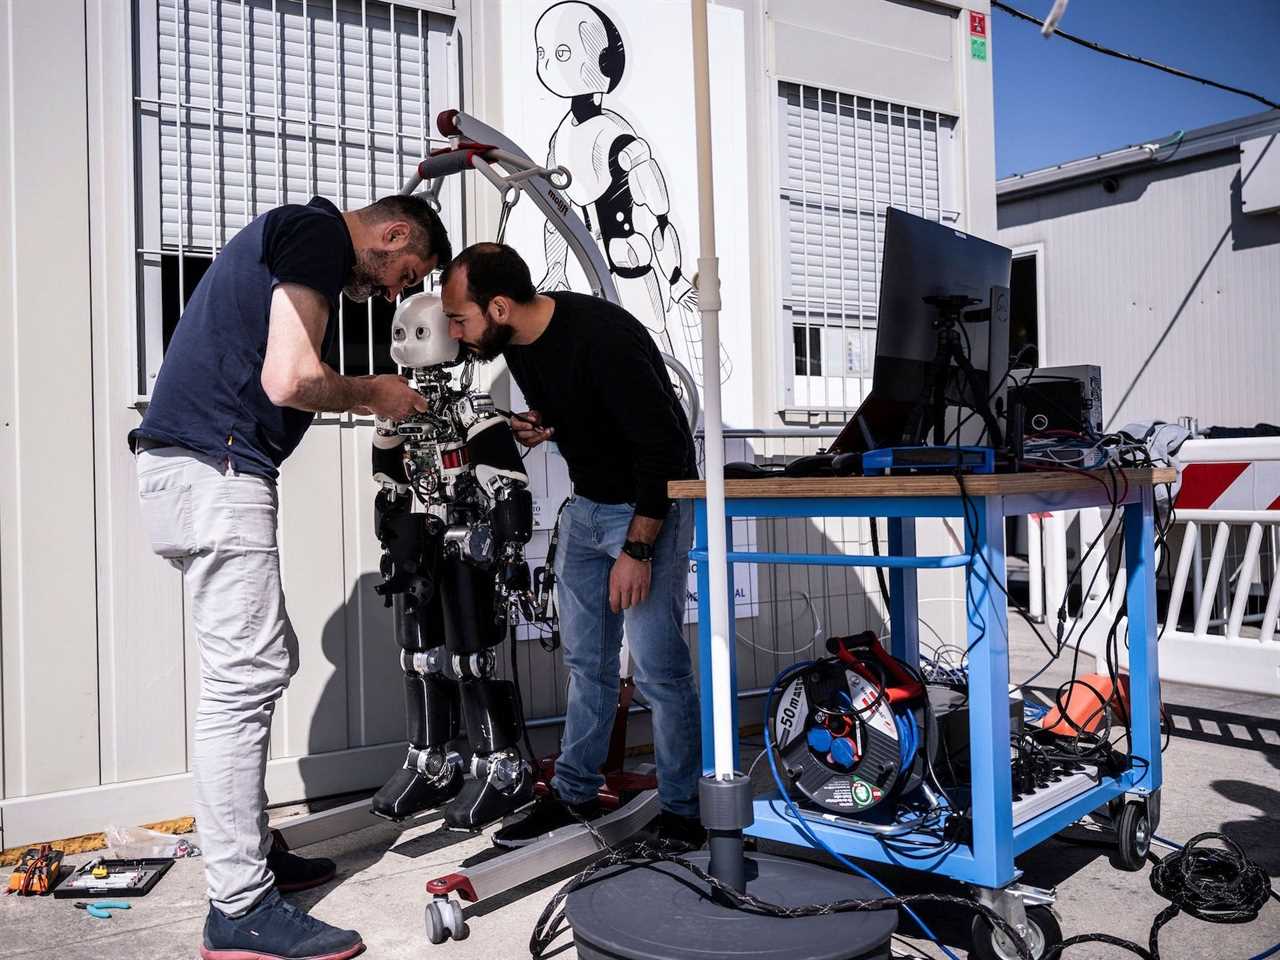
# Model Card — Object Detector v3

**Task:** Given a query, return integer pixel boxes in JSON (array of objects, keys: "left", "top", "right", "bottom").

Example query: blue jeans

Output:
[{"left": 551, "top": 496, "right": 701, "bottom": 817}]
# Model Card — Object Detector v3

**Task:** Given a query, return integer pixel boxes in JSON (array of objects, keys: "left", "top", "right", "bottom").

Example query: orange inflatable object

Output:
[{"left": 1038, "top": 673, "right": 1132, "bottom": 736}]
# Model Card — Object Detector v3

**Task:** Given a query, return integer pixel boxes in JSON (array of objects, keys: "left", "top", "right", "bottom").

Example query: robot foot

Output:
[
  {"left": 370, "top": 753, "right": 464, "bottom": 822},
  {"left": 442, "top": 754, "right": 534, "bottom": 832}
]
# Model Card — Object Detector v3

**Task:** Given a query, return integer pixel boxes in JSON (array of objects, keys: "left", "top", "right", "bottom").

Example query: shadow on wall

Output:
[{"left": 294, "top": 569, "right": 404, "bottom": 800}]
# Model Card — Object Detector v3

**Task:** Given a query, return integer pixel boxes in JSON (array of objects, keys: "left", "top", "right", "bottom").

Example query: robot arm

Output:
[{"left": 614, "top": 136, "right": 669, "bottom": 218}]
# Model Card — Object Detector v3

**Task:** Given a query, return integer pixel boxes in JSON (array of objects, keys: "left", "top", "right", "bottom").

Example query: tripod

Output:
[{"left": 907, "top": 294, "right": 1004, "bottom": 449}]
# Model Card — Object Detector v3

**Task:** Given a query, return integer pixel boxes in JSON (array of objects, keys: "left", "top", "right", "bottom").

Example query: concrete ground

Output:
[{"left": 2, "top": 618, "right": 1278, "bottom": 960}]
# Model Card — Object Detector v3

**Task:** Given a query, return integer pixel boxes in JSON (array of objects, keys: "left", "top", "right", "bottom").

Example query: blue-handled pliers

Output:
[{"left": 74, "top": 900, "right": 131, "bottom": 919}]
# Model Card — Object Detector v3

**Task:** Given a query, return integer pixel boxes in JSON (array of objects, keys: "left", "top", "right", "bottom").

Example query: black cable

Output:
[
  {"left": 1043, "top": 834, "right": 1275, "bottom": 960},
  {"left": 869, "top": 517, "right": 892, "bottom": 610},
  {"left": 528, "top": 834, "right": 1036, "bottom": 960},
  {"left": 991, "top": 0, "right": 1280, "bottom": 111}
]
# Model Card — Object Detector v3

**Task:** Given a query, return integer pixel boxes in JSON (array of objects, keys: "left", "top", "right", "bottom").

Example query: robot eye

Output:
[
  {"left": 536, "top": 46, "right": 545, "bottom": 60},
  {"left": 555, "top": 44, "right": 571, "bottom": 62},
  {"left": 415, "top": 325, "right": 428, "bottom": 340},
  {"left": 393, "top": 327, "right": 405, "bottom": 341}
]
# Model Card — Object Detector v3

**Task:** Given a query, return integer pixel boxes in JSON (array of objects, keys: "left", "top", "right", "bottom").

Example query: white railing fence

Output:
[{"left": 1031, "top": 437, "right": 1280, "bottom": 696}]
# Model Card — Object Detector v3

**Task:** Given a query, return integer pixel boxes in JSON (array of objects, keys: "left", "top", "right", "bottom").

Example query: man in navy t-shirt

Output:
[{"left": 132, "top": 194, "right": 451, "bottom": 960}]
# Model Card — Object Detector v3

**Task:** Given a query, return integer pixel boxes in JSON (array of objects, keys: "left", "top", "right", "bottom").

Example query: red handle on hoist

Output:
[{"left": 828, "top": 631, "right": 924, "bottom": 705}]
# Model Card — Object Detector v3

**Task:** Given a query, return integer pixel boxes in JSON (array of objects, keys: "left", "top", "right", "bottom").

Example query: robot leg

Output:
[
  {"left": 436, "top": 557, "right": 534, "bottom": 830},
  {"left": 371, "top": 500, "right": 465, "bottom": 820},
  {"left": 371, "top": 595, "right": 466, "bottom": 820}
]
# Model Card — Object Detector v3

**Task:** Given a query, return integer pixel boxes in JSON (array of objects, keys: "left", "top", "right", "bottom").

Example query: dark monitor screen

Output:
[{"left": 832, "top": 208, "right": 1013, "bottom": 453}]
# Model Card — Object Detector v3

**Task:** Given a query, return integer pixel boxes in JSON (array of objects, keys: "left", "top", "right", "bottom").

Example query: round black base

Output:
[{"left": 566, "top": 851, "right": 897, "bottom": 960}]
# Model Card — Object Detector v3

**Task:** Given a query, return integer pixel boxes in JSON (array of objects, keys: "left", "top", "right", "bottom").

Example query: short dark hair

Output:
[
  {"left": 362, "top": 194, "right": 453, "bottom": 266},
  {"left": 440, "top": 242, "right": 537, "bottom": 310}
]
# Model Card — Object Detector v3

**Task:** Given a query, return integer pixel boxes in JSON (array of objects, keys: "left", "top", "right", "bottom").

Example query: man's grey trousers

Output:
[{"left": 136, "top": 445, "right": 298, "bottom": 916}]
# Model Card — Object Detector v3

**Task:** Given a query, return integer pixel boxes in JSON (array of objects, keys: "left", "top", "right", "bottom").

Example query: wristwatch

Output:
[{"left": 621, "top": 539, "right": 655, "bottom": 562}]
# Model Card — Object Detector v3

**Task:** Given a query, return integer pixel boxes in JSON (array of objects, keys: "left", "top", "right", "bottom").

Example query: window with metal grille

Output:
[
  {"left": 778, "top": 81, "right": 958, "bottom": 420},
  {"left": 132, "top": 0, "right": 457, "bottom": 398}
]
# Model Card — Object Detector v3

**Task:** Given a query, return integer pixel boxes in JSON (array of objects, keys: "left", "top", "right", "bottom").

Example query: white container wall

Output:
[{"left": 0, "top": 0, "right": 995, "bottom": 848}]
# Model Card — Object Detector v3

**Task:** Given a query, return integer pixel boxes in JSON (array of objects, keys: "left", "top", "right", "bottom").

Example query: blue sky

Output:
[{"left": 992, "top": 0, "right": 1280, "bottom": 178}]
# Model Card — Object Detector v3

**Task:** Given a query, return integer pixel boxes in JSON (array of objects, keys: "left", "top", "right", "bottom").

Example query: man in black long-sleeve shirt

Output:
[{"left": 440, "top": 243, "right": 704, "bottom": 850}]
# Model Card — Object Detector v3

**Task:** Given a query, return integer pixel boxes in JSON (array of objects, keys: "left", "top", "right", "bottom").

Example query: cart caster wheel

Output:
[
  {"left": 970, "top": 905, "right": 1062, "bottom": 960},
  {"left": 1115, "top": 800, "right": 1151, "bottom": 871},
  {"left": 425, "top": 898, "right": 469, "bottom": 945}
]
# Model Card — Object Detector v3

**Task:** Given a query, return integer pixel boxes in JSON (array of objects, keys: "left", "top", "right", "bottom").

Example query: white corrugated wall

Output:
[{"left": 998, "top": 149, "right": 1280, "bottom": 429}]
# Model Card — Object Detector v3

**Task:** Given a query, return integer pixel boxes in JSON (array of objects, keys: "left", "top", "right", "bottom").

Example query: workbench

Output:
[{"left": 670, "top": 468, "right": 1175, "bottom": 891}]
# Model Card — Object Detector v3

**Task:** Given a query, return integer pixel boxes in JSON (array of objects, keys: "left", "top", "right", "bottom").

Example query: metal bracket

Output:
[
  {"left": 425, "top": 788, "right": 661, "bottom": 905},
  {"left": 973, "top": 882, "right": 1057, "bottom": 955}
]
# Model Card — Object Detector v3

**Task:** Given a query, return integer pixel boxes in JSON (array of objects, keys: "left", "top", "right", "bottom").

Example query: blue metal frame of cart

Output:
[{"left": 689, "top": 481, "right": 1162, "bottom": 889}]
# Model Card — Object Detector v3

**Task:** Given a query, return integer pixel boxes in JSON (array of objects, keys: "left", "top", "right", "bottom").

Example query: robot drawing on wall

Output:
[
  {"left": 367, "top": 293, "right": 539, "bottom": 830},
  {"left": 533, "top": 0, "right": 731, "bottom": 388}
]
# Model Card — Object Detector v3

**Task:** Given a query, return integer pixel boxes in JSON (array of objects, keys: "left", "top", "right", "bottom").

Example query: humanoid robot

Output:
[
  {"left": 533, "top": 0, "right": 730, "bottom": 387},
  {"left": 368, "top": 292, "right": 539, "bottom": 831}
]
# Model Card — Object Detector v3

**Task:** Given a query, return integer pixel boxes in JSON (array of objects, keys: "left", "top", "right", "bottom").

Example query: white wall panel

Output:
[
  {"left": 276, "top": 423, "right": 352, "bottom": 759},
  {"left": 0, "top": 0, "right": 101, "bottom": 800},
  {"left": 770, "top": 0, "right": 956, "bottom": 115},
  {"left": 340, "top": 421, "right": 403, "bottom": 748}
]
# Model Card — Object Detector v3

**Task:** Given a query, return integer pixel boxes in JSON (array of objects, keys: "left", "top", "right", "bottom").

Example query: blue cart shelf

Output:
[{"left": 670, "top": 468, "right": 1173, "bottom": 892}]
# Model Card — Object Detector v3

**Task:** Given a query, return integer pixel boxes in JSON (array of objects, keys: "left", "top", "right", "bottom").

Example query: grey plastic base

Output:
[{"left": 566, "top": 852, "right": 897, "bottom": 960}]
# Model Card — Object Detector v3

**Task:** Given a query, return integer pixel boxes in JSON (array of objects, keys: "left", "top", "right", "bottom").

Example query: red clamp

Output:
[{"left": 426, "top": 872, "right": 478, "bottom": 902}]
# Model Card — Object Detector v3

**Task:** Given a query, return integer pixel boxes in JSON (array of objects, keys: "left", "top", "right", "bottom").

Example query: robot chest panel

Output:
[{"left": 555, "top": 115, "right": 630, "bottom": 207}]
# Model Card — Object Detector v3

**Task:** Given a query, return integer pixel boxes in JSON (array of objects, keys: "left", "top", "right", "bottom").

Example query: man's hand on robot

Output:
[
  {"left": 365, "top": 374, "right": 430, "bottom": 421},
  {"left": 509, "top": 409, "right": 554, "bottom": 448}
]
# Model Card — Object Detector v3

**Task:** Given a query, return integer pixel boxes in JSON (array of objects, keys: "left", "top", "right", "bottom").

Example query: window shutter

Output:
[
  {"left": 778, "top": 81, "right": 955, "bottom": 413},
  {"left": 152, "top": 0, "right": 448, "bottom": 253}
]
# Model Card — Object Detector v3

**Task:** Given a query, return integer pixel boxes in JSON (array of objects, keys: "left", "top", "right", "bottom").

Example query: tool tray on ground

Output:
[{"left": 52, "top": 857, "right": 173, "bottom": 899}]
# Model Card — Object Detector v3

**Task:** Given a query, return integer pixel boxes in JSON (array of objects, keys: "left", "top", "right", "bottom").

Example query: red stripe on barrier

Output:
[
  {"left": 1268, "top": 494, "right": 1280, "bottom": 511},
  {"left": 1176, "top": 462, "right": 1249, "bottom": 509}
]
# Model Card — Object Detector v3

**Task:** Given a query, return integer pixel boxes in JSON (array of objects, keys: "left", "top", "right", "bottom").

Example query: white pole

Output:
[{"left": 690, "top": 0, "right": 734, "bottom": 780}]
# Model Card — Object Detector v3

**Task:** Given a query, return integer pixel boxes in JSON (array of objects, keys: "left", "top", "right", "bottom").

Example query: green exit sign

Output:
[{"left": 970, "top": 36, "right": 987, "bottom": 61}]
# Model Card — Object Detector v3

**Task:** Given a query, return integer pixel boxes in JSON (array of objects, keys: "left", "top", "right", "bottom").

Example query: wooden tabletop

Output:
[{"left": 668, "top": 467, "right": 1176, "bottom": 500}]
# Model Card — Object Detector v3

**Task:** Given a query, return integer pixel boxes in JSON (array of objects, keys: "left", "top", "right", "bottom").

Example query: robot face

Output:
[
  {"left": 534, "top": 1, "right": 623, "bottom": 99},
  {"left": 390, "top": 292, "right": 460, "bottom": 369}
]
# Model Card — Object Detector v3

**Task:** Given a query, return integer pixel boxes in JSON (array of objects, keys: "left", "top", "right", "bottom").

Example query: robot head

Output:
[
  {"left": 390, "top": 292, "right": 460, "bottom": 369},
  {"left": 535, "top": 1, "right": 625, "bottom": 99}
]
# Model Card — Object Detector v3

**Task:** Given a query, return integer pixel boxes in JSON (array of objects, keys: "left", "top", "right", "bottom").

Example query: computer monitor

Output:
[{"left": 831, "top": 208, "right": 1012, "bottom": 453}]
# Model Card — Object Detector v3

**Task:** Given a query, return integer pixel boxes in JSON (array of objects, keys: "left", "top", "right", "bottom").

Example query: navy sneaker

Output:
[
  {"left": 649, "top": 810, "right": 706, "bottom": 854},
  {"left": 491, "top": 791, "right": 602, "bottom": 849},
  {"left": 201, "top": 888, "right": 363, "bottom": 960},
  {"left": 268, "top": 829, "right": 337, "bottom": 893}
]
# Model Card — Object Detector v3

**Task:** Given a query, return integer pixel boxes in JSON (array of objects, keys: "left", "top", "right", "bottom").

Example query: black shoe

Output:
[
  {"left": 491, "top": 792, "right": 602, "bottom": 849},
  {"left": 443, "top": 755, "right": 535, "bottom": 832},
  {"left": 201, "top": 888, "right": 363, "bottom": 960},
  {"left": 649, "top": 810, "right": 707, "bottom": 854},
  {"left": 370, "top": 757, "right": 463, "bottom": 821},
  {"left": 268, "top": 830, "right": 337, "bottom": 894}
]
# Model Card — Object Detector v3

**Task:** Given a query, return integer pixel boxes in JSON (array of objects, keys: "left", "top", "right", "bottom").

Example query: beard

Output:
[
  {"left": 343, "top": 248, "right": 395, "bottom": 302},
  {"left": 469, "top": 312, "right": 515, "bottom": 362}
]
